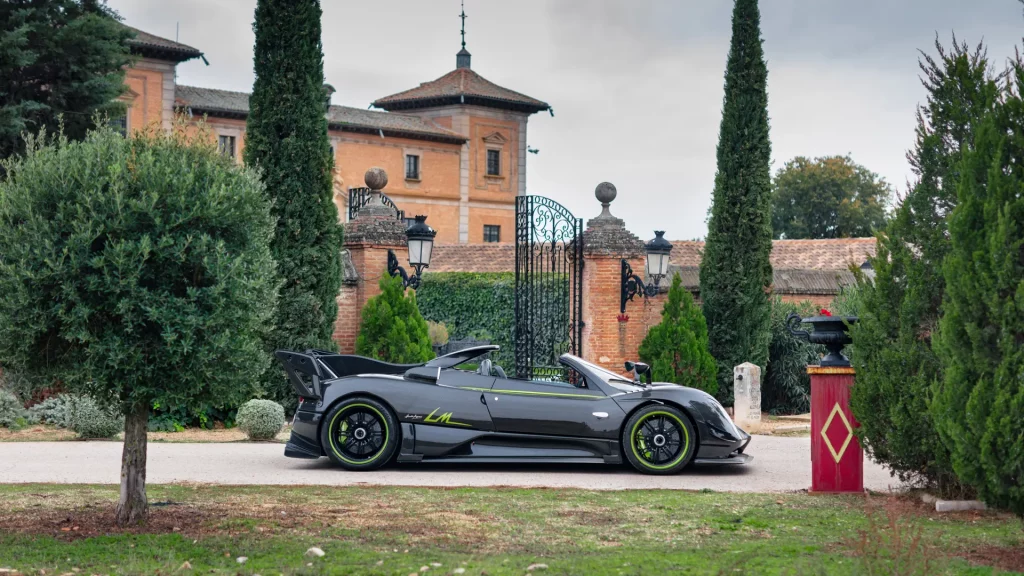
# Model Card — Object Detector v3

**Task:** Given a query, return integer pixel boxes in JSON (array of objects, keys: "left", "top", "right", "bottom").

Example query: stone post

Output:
[
  {"left": 333, "top": 167, "right": 407, "bottom": 353},
  {"left": 580, "top": 182, "right": 647, "bottom": 375},
  {"left": 733, "top": 363, "right": 762, "bottom": 432}
]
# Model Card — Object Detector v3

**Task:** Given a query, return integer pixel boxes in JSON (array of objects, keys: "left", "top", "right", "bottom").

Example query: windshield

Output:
[{"left": 564, "top": 355, "right": 644, "bottom": 392}]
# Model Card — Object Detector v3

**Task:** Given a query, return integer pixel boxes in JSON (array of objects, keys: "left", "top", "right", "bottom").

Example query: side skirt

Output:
[{"left": 397, "top": 423, "right": 623, "bottom": 465}]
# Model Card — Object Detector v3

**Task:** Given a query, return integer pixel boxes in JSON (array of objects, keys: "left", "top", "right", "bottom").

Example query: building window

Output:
[
  {"left": 405, "top": 154, "right": 420, "bottom": 179},
  {"left": 486, "top": 149, "right": 501, "bottom": 176},
  {"left": 483, "top": 225, "right": 501, "bottom": 243},
  {"left": 402, "top": 217, "right": 417, "bottom": 229},
  {"left": 218, "top": 135, "right": 236, "bottom": 159},
  {"left": 108, "top": 113, "right": 128, "bottom": 136}
]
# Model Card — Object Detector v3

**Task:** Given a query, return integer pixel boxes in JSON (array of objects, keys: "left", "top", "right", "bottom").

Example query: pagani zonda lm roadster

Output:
[{"left": 275, "top": 346, "right": 751, "bottom": 475}]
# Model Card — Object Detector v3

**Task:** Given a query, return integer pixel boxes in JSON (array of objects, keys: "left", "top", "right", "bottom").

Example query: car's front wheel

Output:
[
  {"left": 622, "top": 404, "right": 696, "bottom": 474},
  {"left": 321, "top": 397, "right": 399, "bottom": 471}
]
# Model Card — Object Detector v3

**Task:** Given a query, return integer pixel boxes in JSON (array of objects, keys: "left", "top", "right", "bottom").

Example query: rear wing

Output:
[{"left": 275, "top": 350, "right": 326, "bottom": 399}]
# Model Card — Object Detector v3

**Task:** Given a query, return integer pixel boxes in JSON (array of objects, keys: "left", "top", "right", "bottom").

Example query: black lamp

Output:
[
  {"left": 388, "top": 215, "right": 436, "bottom": 290},
  {"left": 621, "top": 231, "right": 674, "bottom": 313}
]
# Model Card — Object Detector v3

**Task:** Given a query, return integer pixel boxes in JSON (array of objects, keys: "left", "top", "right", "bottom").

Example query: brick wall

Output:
[{"left": 333, "top": 243, "right": 404, "bottom": 353}]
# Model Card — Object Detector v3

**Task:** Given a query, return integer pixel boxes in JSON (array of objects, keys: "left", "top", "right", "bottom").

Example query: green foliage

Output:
[
  {"left": 66, "top": 395, "right": 122, "bottom": 439},
  {"left": 932, "top": 60, "right": 1024, "bottom": 516},
  {"left": 0, "top": 126, "right": 278, "bottom": 427},
  {"left": 246, "top": 0, "right": 343, "bottom": 409},
  {"left": 850, "top": 38, "right": 1000, "bottom": 495},
  {"left": 638, "top": 274, "right": 717, "bottom": 394},
  {"left": 416, "top": 273, "right": 514, "bottom": 368},
  {"left": 771, "top": 155, "right": 891, "bottom": 239},
  {"left": 698, "top": 0, "right": 774, "bottom": 404},
  {"left": 426, "top": 321, "right": 450, "bottom": 347},
  {"left": 762, "top": 299, "right": 821, "bottom": 415},
  {"left": 0, "top": 0, "right": 133, "bottom": 162},
  {"left": 236, "top": 399, "right": 285, "bottom": 441},
  {"left": 357, "top": 275, "right": 433, "bottom": 364},
  {"left": 27, "top": 395, "right": 72, "bottom": 427},
  {"left": 0, "top": 388, "right": 27, "bottom": 428}
]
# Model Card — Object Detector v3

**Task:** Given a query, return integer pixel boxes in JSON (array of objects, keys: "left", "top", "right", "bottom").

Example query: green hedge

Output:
[{"left": 416, "top": 273, "right": 570, "bottom": 374}]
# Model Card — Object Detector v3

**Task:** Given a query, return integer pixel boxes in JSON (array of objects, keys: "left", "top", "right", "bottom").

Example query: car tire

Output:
[
  {"left": 321, "top": 397, "right": 399, "bottom": 471},
  {"left": 622, "top": 404, "right": 696, "bottom": 475}
]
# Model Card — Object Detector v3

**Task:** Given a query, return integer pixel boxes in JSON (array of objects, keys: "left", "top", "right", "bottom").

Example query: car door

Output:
[
  {"left": 396, "top": 369, "right": 496, "bottom": 431},
  {"left": 482, "top": 376, "right": 624, "bottom": 439}
]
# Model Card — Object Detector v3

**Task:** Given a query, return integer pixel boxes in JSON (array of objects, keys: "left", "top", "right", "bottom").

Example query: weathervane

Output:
[{"left": 459, "top": 0, "right": 467, "bottom": 48}]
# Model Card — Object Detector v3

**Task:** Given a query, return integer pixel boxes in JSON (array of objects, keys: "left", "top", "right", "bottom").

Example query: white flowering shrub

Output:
[
  {"left": 236, "top": 399, "right": 285, "bottom": 440},
  {"left": 66, "top": 395, "right": 123, "bottom": 439}
]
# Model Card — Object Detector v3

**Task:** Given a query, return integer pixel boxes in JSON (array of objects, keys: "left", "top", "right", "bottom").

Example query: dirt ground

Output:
[{"left": 0, "top": 424, "right": 290, "bottom": 443}]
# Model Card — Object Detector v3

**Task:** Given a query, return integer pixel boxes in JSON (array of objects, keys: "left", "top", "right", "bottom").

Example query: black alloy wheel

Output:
[
  {"left": 622, "top": 404, "right": 696, "bottom": 475},
  {"left": 320, "top": 396, "right": 399, "bottom": 470}
]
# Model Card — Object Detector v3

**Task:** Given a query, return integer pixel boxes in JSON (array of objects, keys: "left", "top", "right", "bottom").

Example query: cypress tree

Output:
[
  {"left": 245, "top": 0, "right": 342, "bottom": 406},
  {"left": 932, "top": 60, "right": 1024, "bottom": 516},
  {"left": 698, "top": 0, "right": 773, "bottom": 403},
  {"left": 639, "top": 274, "right": 717, "bottom": 395},
  {"left": 850, "top": 39, "right": 999, "bottom": 495}
]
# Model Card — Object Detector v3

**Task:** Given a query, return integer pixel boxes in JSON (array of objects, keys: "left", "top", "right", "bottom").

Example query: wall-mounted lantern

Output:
[
  {"left": 388, "top": 215, "right": 436, "bottom": 290},
  {"left": 620, "top": 231, "right": 673, "bottom": 313}
]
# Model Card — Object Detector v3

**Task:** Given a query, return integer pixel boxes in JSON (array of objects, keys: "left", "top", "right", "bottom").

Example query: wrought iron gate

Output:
[{"left": 514, "top": 195, "right": 584, "bottom": 380}]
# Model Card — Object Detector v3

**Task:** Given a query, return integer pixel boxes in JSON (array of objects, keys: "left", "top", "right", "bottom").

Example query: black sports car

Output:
[{"left": 275, "top": 345, "right": 751, "bottom": 474}]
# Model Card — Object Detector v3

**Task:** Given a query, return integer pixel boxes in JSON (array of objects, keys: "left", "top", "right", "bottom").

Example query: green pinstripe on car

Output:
[
  {"left": 630, "top": 410, "right": 690, "bottom": 470},
  {"left": 327, "top": 403, "right": 389, "bottom": 465},
  {"left": 457, "top": 386, "right": 604, "bottom": 400}
]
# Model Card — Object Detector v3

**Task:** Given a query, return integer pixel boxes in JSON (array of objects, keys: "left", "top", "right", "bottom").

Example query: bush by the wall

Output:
[
  {"left": 638, "top": 273, "right": 717, "bottom": 394},
  {"left": 762, "top": 298, "right": 822, "bottom": 415},
  {"left": 417, "top": 272, "right": 570, "bottom": 374},
  {"left": 236, "top": 399, "right": 285, "bottom": 440},
  {"left": 66, "top": 395, "right": 123, "bottom": 439},
  {"left": 357, "top": 274, "right": 433, "bottom": 364},
  {"left": 0, "top": 389, "right": 27, "bottom": 428}
]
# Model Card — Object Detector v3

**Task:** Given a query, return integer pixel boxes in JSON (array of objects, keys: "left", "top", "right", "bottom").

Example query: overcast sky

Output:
[{"left": 110, "top": 0, "right": 1023, "bottom": 240}]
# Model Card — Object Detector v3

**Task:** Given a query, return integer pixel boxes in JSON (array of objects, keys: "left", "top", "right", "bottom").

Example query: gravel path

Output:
[{"left": 0, "top": 436, "right": 900, "bottom": 492}]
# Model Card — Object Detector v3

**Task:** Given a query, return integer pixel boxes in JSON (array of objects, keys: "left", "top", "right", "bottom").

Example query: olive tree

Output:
[{"left": 0, "top": 125, "right": 277, "bottom": 524}]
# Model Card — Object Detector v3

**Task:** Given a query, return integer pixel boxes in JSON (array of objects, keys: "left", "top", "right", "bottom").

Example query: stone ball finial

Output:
[
  {"left": 364, "top": 167, "right": 388, "bottom": 190},
  {"left": 595, "top": 182, "right": 617, "bottom": 206}
]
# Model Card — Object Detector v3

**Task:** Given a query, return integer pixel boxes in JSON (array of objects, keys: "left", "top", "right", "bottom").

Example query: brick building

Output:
[{"left": 120, "top": 25, "right": 548, "bottom": 245}]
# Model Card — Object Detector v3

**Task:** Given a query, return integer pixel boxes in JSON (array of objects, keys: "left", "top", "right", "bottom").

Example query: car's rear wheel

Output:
[
  {"left": 622, "top": 404, "right": 696, "bottom": 475},
  {"left": 321, "top": 397, "right": 398, "bottom": 471}
]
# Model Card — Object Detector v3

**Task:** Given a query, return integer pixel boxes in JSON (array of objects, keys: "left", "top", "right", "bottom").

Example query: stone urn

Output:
[{"left": 786, "top": 313, "right": 858, "bottom": 367}]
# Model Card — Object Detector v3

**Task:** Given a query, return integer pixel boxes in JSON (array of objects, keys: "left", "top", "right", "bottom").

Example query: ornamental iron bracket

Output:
[
  {"left": 388, "top": 249, "right": 424, "bottom": 290},
  {"left": 621, "top": 259, "right": 659, "bottom": 313}
]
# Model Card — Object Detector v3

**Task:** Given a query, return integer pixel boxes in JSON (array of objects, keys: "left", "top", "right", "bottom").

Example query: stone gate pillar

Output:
[
  {"left": 580, "top": 183, "right": 648, "bottom": 375},
  {"left": 333, "top": 167, "right": 407, "bottom": 353}
]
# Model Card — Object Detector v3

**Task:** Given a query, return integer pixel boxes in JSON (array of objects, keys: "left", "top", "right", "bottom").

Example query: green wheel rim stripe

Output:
[
  {"left": 328, "top": 403, "right": 389, "bottom": 465},
  {"left": 630, "top": 410, "right": 690, "bottom": 470}
]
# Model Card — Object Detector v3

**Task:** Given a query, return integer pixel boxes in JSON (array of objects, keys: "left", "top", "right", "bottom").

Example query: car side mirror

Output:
[{"left": 624, "top": 361, "right": 652, "bottom": 385}]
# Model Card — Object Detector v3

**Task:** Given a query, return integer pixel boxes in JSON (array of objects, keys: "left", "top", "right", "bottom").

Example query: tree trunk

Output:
[{"left": 115, "top": 403, "right": 148, "bottom": 526}]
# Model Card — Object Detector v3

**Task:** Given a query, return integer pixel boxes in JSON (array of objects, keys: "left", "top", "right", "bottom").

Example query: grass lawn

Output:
[
  {"left": 0, "top": 424, "right": 290, "bottom": 443},
  {"left": 0, "top": 485, "right": 1021, "bottom": 575}
]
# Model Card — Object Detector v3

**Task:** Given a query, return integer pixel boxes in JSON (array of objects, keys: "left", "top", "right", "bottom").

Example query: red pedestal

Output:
[{"left": 809, "top": 366, "right": 862, "bottom": 493}]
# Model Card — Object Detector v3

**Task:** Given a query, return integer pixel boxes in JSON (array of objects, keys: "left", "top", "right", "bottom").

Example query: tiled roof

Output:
[
  {"left": 428, "top": 244, "right": 515, "bottom": 273},
  {"left": 174, "top": 85, "right": 466, "bottom": 143},
  {"left": 426, "top": 238, "right": 876, "bottom": 296},
  {"left": 125, "top": 26, "right": 203, "bottom": 63},
  {"left": 671, "top": 238, "right": 876, "bottom": 271},
  {"left": 373, "top": 68, "right": 550, "bottom": 114}
]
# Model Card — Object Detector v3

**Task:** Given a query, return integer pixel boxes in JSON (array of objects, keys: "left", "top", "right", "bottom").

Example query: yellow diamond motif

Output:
[{"left": 820, "top": 402, "right": 854, "bottom": 464}]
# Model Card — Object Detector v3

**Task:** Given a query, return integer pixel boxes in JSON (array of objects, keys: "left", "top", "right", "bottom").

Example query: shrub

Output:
[
  {"left": 427, "top": 321, "right": 449, "bottom": 347},
  {"left": 0, "top": 388, "right": 27, "bottom": 428},
  {"left": 66, "top": 395, "right": 122, "bottom": 439},
  {"left": 27, "top": 394, "right": 72, "bottom": 427},
  {"left": 0, "top": 125, "right": 277, "bottom": 524},
  {"left": 357, "top": 274, "right": 433, "bottom": 364},
  {"left": 762, "top": 298, "right": 821, "bottom": 415},
  {"left": 638, "top": 273, "right": 717, "bottom": 394},
  {"left": 236, "top": 399, "right": 286, "bottom": 440}
]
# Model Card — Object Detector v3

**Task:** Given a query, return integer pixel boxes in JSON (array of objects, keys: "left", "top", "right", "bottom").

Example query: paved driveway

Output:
[{"left": 0, "top": 436, "right": 900, "bottom": 492}]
